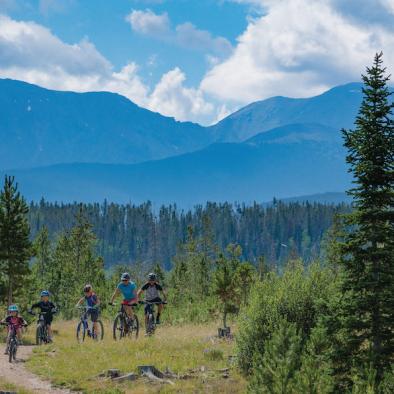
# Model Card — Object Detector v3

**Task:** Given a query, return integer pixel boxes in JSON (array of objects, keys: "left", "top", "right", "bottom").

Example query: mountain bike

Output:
[
  {"left": 76, "top": 306, "right": 104, "bottom": 343},
  {"left": 29, "top": 310, "right": 52, "bottom": 345},
  {"left": 1, "top": 322, "right": 27, "bottom": 363},
  {"left": 110, "top": 303, "right": 139, "bottom": 340},
  {"left": 139, "top": 301, "right": 167, "bottom": 336}
]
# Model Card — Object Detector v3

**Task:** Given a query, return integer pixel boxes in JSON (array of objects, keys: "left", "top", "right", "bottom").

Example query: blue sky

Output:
[{"left": 0, "top": 0, "right": 393, "bottom": 124}]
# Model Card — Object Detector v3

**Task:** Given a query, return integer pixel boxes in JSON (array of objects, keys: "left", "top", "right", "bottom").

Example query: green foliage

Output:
[
  {"left": 332, "top": 52, "right": 394, "bottom": 387},
  {"left": 28, "top": 200, "right": 349, "bottom": 269},
  {"left": 293, "top": 323, "right": 334, "bottom": 393},
  {"left": 29, "top": 207, "right": 106, "bottom": 318},
  {"left": 237, "top": 261, "right": 336, "bottom": 375},
  {"left": 0, "top": 175, "right": 32, "bottom": 304},
  {"left": 248, "top": 320, "right": 302, "bottom": 394}
]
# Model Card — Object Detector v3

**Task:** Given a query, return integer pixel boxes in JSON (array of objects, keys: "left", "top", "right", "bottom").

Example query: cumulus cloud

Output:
[
  {"left": 201, "top": 0, "right": 394, "bottom": 104},
  {"left": 126, "top": 9, "right": 233, "bottom": 57},
  {"left": 126, "top": 9, "right": 170, "bottom": 37},
  {"left": 0, "top": 14, "right": 217, "bottom": 124},
  {"left": 148, "top": 67, "right": 214, "bottom": 122}
]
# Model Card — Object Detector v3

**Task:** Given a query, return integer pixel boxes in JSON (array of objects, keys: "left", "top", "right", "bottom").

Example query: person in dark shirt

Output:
[
  {"left": 76, "top": 284, "right": 100, "bottom": 334},
  {"left": 137, "top": 273, "right": 167, "bottom": 325},
  {"left": 29, "top": 290, "right": 57, "bottom": 342}
]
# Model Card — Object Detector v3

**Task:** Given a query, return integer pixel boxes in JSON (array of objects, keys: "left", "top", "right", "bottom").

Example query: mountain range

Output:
[{"left": 0, "top": 79, "right": 375, "bottom": 206}]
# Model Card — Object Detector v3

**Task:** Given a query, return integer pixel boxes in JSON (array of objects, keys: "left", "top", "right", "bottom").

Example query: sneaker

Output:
[{"left": 156, "top": 317, "right": 161, "bottom": 325}]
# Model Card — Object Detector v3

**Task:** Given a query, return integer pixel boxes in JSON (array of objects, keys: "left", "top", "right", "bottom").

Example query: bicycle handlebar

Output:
[{"left": 138, "top": 300, "right": 168, "bottom": 305}]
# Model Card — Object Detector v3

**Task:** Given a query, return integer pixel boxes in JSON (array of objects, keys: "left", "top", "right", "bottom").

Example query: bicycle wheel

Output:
[
  {"left": 36, "top": 325, "right": 43, "bottom": 345},
  {"left": 76, "top": 321, "right": 86, "bottom": 343},
  {"left": 147, "top": 313, "right": 155, "bottom": 335},
  {"left": 93, "top": 320, "right": 104, "bottom": 341},
  {"left": 130, "top": 315, "right": 139, "bottom": 339},
  {"left": 113, "top": 314, "right": 126, "bottom": 340},
  {"left": 8, "top": 341, "right": 15, "bottom": 363}
]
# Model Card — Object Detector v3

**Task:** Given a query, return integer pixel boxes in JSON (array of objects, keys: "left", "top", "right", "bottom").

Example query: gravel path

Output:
[{"left": 0, "top": 344, "right": 74, "bottom": 393}]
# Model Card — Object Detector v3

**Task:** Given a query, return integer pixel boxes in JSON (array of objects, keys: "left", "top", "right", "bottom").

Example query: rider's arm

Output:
[
  {"left": 137, "top": 288, "right": 144, "bottom": 299},
  {"left": 110, "top": 288, "right": 120, "bottom": 303},
  {"left": 95, "top": 295, "right": 101, "bottom": 306},
  {"left": 75, "top": 297, "right": 84, "bottom": 307},
  {"left": 30, "top": 302, "right": 40, "bottom": 311}
]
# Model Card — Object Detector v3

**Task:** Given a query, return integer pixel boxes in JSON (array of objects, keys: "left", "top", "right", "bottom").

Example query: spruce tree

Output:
[
  {"left": 0, "top": 176, "right": 32, "bottom": 304},
  {"left": 337, "top": 52, "right": 394, "bottom": 384}
]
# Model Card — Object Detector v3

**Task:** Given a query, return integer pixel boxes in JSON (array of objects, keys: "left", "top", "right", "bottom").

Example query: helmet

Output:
[
  {"left": 121, "top": 272, "right": 130, "bottom": 281},
  {"left": 148, "top": 273, "right": 156, "bottom": 281},
  {"left": 40, "top": 290, "right": 50, "bottom": 297},
  {"left": 83, "top": 284, "right": 92, "bottom": 293},
  {"left": 8, "top": 305, "right": 18, "bottom": 312}
]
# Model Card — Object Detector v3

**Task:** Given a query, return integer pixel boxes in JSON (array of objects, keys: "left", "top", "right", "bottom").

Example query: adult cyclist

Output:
[
  {"left": 109, "top": 272, "right": 137, "bottom": 321},
  {"left": 137, "top": 273, "right": 167, "bottom": 325}
]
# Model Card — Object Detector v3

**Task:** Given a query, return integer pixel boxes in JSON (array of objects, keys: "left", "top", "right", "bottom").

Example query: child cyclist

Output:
[
  {"left": 1, "top": 305, "right": 28, "bottom": 354},
  {"left": 109, "top": 272, "right": 137, "bottom": 320},
  {"left": 28, "top": 290, "right": 57, "bottom": 342},
  {"left": 76, "top": 284, "right": 100, "bottom": 334}
]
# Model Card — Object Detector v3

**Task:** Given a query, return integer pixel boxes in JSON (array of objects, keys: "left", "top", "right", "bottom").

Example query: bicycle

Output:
[
  {"left": 76, "top": 306, "right": 104, "bottom": 343},
  {"left": 29, "top": 310, "right": 52, "bottom": 345},
  {"left": 139, "top": 301, "right": 167, "bottom": 336},
  {"left": 110, "top": 303, "right": 139, "bottom": 340},
  {"left": 1, "top": 322, "right": 27, "bottom": 363}
]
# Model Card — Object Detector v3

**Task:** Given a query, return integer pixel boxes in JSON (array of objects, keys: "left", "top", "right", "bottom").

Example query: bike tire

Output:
[
  {"left": 8, "top": 341, "right": 15, "bottom": 363},
  {"left": 130, "top": 315, "right": 139, "bottom": 339},
  {"left": 76, "top": 321, "right": 86, "bottom": 343},
  {"left": 113, "top": 314, "right": 125, "bottom": 340},
  {"left": 147, "top": 313, "right": 155, "bottom": 335},
  {"left": 93, "top": 320, "right": 104, "bottom": 341},
  {"left": 36, "top": 325, "right": 43, "bottom": 345}
]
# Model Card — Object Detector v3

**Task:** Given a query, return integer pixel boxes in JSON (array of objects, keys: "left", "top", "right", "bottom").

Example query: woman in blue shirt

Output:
[{"left": 109, "top": 272, "right": 137, "bottom": 320}]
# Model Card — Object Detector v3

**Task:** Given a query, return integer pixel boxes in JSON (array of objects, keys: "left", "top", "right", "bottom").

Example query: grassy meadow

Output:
[{"left": 24, "top": 318, "right": 245, "bottom": 393}]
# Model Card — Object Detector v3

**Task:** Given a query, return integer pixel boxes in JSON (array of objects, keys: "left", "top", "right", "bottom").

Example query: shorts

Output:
[
  {"left": 121, "top": 298, "right": 137, "bottom": 306},
  {"left": 144, "top": 297, "right": 162, "bottom": 314},
  {"left": 86, "top": 309, "right": 99, "bottom": 323}
]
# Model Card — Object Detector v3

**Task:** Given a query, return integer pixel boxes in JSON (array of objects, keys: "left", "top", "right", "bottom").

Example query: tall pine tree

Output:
[
  {"left": 0, "top": 176, "right": 32, "bottom": 304},
  {"left": 337, "top": 52, "right": 394, "bottom": 384}
]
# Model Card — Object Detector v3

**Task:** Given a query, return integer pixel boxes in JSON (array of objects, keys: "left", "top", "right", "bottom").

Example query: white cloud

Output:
[
  {"left": 0, "top": 14, "right": 217, "bottom": 124},
  {"left": 126, "top": 9, "right": 233, "bottom": 57},
  {"left": 201, "top": 0, "right": 394, "bottom": 104},
  {"left": 148, "top": 68, "right": 214, "bottom": 123},
  {"left": 126, "top": 9, "right": 170, "bottom": 37}
]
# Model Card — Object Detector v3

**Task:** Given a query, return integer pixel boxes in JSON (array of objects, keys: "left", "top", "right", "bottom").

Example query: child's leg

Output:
[
  {"left": 16, "top": 328, "right": 22, "bottom": 343},
  {"left": 47, "top": 324, "right": 52, "bottom": 338}
]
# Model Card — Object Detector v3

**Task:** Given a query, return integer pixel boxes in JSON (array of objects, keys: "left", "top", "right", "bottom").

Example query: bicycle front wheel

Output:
[
  {"left": 36, "top": 325, "right": 43, "bottom": 345},
  {"left": 130, "top": 315, "right": 139, "bottom": 339},
  {"left": 93, "top": 320, "right": 104, "bottom": 341},
  {"left": 146, "top": 313, "right": 155, "bottom": 335},
  {"left": 76, "top": 321, "right": 86, "bottom": 343},
  {"left": 8, "top": 341, "right": 16, "bottom": 363},
  {"left": 113, "top": 314, "right": 126, "bottom": 340}
]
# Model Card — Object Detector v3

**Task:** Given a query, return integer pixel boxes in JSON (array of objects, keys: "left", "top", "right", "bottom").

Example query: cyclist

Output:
[
  {"left": 76, "top": 284, "right": 100, "bottom": 335},
  {"left": 137, "top": 273, "right": 167, "bottom": 325},
  {"left": 29, "top": 290, "right": 57, "bottom": 342},
  {"left": 109, "top": 273, "right": 137, "bottom": 321},
  {"left": 1, "top": 305, "right": 27, "bottom": 354}
]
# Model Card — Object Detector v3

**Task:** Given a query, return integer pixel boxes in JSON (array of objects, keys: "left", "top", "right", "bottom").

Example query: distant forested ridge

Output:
[{"left": 28, "top": 200, "right": 350, "bottom": 269}]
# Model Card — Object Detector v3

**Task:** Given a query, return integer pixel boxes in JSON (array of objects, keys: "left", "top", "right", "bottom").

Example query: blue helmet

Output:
[
  {"left": 8, "top": 305, "right": 18, "bottom": 312},
  {"left": 41, "top": 290, "right": 50, "bottom": 297},
  {"left": 121, "top": 272, "right": 130, "bottom": 281}
]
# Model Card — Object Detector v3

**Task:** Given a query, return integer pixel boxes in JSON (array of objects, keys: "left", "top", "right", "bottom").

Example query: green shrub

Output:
[
  {"left": 236, "top": 261, "right": 337, "bottom": 375},
  {"left": 248, "top": 320, "right": 301, "bottom": 394}
]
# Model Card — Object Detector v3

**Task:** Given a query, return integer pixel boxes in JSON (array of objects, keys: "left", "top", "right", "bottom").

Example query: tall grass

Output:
[{"left": 26, "top": 319, "right": 245, "bottom": 393}]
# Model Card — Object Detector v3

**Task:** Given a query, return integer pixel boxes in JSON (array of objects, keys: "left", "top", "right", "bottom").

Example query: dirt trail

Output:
[{"left": 0, "top": 345, "right": 74, "bottom": 393}]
